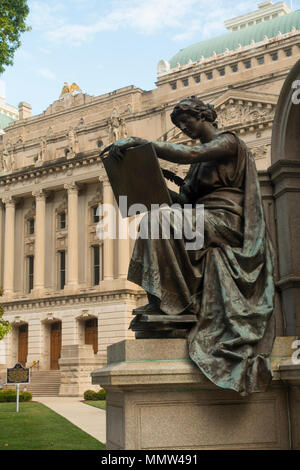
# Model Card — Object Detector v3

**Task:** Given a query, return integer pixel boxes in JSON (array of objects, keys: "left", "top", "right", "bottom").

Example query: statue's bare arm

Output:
[{"left": 101, "top": 134, "right": 237, "bottom": 165}]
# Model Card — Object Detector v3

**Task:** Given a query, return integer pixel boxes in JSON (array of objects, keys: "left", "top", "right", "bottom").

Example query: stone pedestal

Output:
[
  {"left": 59, "top": 344, "right": 103, "bottom": 396},
  {"left": 92, "top": 337, "right": 300, "bottom": 450}
]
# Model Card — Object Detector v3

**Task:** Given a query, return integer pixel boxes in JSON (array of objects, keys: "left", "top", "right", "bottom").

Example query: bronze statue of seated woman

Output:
[{"left": 103, "top": 96, "right": 275, "bottom": 396}]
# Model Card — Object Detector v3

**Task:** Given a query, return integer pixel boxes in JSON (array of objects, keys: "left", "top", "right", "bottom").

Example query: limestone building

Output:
[{"left": 0, "top": 1, "right": 299, "bottom": 395}]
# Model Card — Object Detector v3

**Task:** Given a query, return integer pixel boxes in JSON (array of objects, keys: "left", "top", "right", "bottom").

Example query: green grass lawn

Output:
[
  {"left": 0, "top": 402, "right": 106, "bottom": 450},
  {"left": 83, "top": 400, "right": 106, "bottom": 411}
]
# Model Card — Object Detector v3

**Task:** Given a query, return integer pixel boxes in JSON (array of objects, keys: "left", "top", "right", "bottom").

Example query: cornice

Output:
[
  {"left": 6, "top": 86, "right": 144, "bottom": 132},
  {"left": 156, "top": 33, "right": 300, "bottom": 84},
  {"left": 2, "top": 289, "right": 143, "bottom": 312},
  {"left": 0, "top": 149, "right": 103, "bottom": 188}
]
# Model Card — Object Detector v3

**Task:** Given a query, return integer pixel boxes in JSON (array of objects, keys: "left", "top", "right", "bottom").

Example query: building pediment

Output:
[{"left": 212, "top": 90, "right": 277, "bottom": 129}]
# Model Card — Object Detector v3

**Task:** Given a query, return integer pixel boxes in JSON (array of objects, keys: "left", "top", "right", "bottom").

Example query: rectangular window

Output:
[
  {"left": 219, "top": 68, "right": 225, "bottom": 76},
  {"left": 59, "top": 212, "right": 66, "bottom": 229},
  {"left": 27, "top": 256, "right": 34, "bottom": 293},
  {"left": 58, "top": 251, "right": 66, "bottom": 290},
  {"left": 244, "top": 60, "right": 251, "bottom": 69},
  {"left": 28, "top": 218, "right": 35, "bottom": 235},
  {"left": 257, "top": 56, "right": 264, "bottom": 65},
  {"left": 194, "top": 75, "right": 201, "bottom": 83},
  {"left": 93, "top": 206, "right": 100, "bottom": 224},
  {"left": 182, "top": 78, "right": 189, "bottom": 87},
  {"left": 285, "top": 48, "right": 292, "bottom": 57},
  {"left": 92, "top": 245, "right": 100, "bottom": 285},
  {"left": 170, "top": 82, "right": 177, "bottom": 90},
  {"left": 271, "top": 52, "right": 278, "bottom": 61}
]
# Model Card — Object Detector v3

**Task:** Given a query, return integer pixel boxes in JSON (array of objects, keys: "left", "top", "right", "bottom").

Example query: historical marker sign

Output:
[{"left": 6, "top": 363, "right": 30, "bottom": 385}]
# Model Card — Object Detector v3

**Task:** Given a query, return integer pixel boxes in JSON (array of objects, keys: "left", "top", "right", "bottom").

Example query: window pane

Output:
[
  {"left": 93, "top": 245, "right": 100, "bottom": 285},
  {"left": 28, "top": 256, "right": 34, "bottom": 293},
  {"left": 59, "top": 251, "right": 66, "bottom": 289},
  {"left": 93, "top": 206, "right": 100, "bottom": 223},
  {"left": 28, "top": 219, "right": 35, "bottom": 235},
  {"left": 60, "top": 212, "right": 66, "bottom": 229}
]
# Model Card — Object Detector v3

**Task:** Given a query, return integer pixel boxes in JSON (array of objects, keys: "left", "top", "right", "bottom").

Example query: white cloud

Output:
[
  {"left": 43, "top": 0, "right": 199, "bottom": 44},
  {"left": 28, "top": 0, "right": 66, "bottom": 31},
  {"left": 37, "top": 68, "right": 56, "bottom": 80},
  {"left": 28, "top": 0, "right": 261, "bottom": 46}
]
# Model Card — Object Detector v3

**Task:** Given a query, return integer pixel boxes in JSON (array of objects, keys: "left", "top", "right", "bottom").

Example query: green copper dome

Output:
[
  {"left": 0, "top": 113, "right": 15, "bottom": 130},
  {"left": 170, "top": 10, "right": 300, "bottom": 68}
]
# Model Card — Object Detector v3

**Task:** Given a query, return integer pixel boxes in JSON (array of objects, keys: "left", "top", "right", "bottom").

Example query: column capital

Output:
[
  {"left": 2, "top": 195, "right": 16, "bottom": 207},
  {"left": 102, "top": 179, "right": 112, "bottom": 189},
  {"left": 32, "top": 189, "right": 47, "bottom": 201},
  {"left": 64, "top": 181, "right": 78, "bottom": 193}
]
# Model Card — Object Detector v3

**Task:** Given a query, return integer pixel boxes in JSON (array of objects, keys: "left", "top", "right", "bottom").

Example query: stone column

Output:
[
  {"left": 3, "top": 196, "right": 16, "bottom": 296},
  {"left": 270, "top": 58, "right": 300, "bottom": 336},
  {"left": 32, "top": 189, "right": 46, "bottom": 294},
  {"left": 64, "top": 182, "right": 79, "bottom": 289},
  {"left": 118, "top": 215, "right": 130, "bottom": 279},
  {"left": 103, "top": 180, "right": 115, "bottom": 281}
]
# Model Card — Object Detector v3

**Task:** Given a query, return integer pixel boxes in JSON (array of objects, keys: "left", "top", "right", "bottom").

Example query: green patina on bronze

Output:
[{"left": 104, "top": 96, "right": 275, "bottom": 396}]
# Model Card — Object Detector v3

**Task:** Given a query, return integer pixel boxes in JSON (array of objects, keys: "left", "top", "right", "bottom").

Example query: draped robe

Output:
[{"left": 128, "top": 132, "right": 275, "bottom": 396}]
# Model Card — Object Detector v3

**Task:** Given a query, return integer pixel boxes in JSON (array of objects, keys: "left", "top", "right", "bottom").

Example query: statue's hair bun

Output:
[{"left": 171, "top": 96, "right": 218, "bottom": 127}]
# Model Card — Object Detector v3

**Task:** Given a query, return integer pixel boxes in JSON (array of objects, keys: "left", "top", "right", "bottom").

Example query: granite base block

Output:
[{"left": 91, "top": 337, "right": 300, "bottom": 450}]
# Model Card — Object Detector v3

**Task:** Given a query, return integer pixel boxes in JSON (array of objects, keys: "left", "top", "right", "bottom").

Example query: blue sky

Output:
[{"left": 0, "top": 0, "right": 299, "bottom": 116}]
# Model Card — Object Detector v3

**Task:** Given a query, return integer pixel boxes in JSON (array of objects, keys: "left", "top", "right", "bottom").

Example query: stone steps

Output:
[
  {"left": 5, "top": 370, "right": 61, "bottom": 397},
  {"left": 28, "top": 371, "right": 61, "bottom": 396}
]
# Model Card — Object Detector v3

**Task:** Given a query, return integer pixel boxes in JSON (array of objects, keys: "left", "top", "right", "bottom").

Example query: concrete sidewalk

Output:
[{"left": 35, "top": 397, "right": 106, "bottom": 444}]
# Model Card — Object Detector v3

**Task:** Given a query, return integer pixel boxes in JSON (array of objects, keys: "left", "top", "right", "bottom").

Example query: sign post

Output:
[
  {"left": 6, "top": 363, "right": 30, "bottom": 413},
  {"left": 16, "top": 383, "right": 20, "bottom": 412}
]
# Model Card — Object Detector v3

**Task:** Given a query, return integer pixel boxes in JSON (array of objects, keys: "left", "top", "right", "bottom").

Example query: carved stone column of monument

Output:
[
  {"left": 103, "top": 180, "right": 115, "bottom": 281},
  {"left": 32, "top": 189, "right": 46, "bottom": 294},
  {"left": 3, "top": 196, "right": 16, "bottom": 296},
  {"left": 64, "top": 182, "right": 79, "bottom": 289},
  {"left": 270, "top": 58, "right": 300, "bottom": 335}
]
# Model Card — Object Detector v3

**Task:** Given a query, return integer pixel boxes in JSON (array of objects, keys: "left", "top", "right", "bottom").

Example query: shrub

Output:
[
  {"left": 0, "top": 389, "right": 32, "bottom": 402},
  {"left": 21, "top": 391, "right": 32, "bottom": 402},
  {"left": 83, "top": 390, "right": 96, "bottom": 401},
  {"left": 83, "top": 388, "right": 106, "bottom": 401},
  {"left": 96, "top": 389, "right": 106, "bottom": 400}
]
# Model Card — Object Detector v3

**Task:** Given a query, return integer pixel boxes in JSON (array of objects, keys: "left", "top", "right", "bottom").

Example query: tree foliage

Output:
[
  {"left": 0, "top": 287, "right": 10, "bottom": 340},
  {"left": 0, "top": 0, "right": 31, "bottom": 74}
]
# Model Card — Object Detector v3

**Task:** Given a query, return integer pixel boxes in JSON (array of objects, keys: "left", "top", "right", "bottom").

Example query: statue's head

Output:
[{"left": 170, "top": 96, "right": 218, "bottom": 139}]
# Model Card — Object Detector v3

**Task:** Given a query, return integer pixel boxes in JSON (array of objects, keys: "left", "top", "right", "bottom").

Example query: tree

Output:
[
  {"left": 0, "top": 287, "right": 10, "bottom": 339},
  {"left": 0, "top": 0, "right": 31, "bottom": 74}
]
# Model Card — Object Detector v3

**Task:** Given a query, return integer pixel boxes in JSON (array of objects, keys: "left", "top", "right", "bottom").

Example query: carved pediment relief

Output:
[
  {"left": 159, "top": 91, "right": 277, "bottom": 146},
  {"left": 212, "top": 91, "right": 277, "bottom": 130}
]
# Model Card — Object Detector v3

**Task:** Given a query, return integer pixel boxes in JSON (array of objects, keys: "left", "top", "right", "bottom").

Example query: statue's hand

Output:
[{"left": 101, "top": 137, "right": 149, "bottom": 161}]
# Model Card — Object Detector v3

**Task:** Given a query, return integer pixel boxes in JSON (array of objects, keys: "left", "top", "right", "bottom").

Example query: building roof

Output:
[
  {"left": 0, "top": 113, "right": 15, "bottom": 130},
  {"left": 169, "top": 10, "right": 300, "bottom": 68}
]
